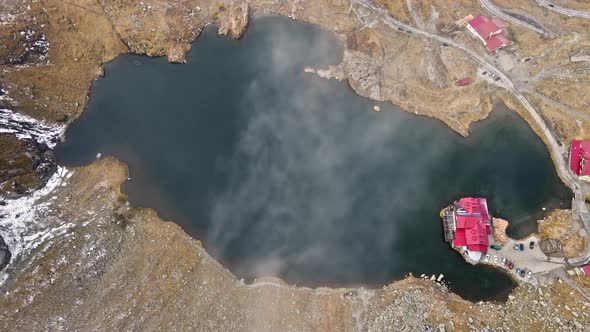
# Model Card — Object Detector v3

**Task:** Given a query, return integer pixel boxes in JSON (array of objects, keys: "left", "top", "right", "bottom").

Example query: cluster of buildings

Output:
[
  {"left": 465, "top": 15, "right": 512, "bottom": 53},
  {"left": 453, "top": 15, "right": 512, "bottom": 86},
  {"left": 442, "top": 197, "right": 491, "bottom": 262}
]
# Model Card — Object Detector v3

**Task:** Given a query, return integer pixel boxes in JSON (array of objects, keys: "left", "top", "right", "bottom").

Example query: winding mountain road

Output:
[
  {"left": 479, "top": 0, "right": 557, "bottom": 38},
  {"left": 536, "top": 0, "right": 590, "bottom": 19},
  {"left": 353, "top": 0, "right": 576, "bottom": 189},
  {"left": 351, "top": 0, "right": 590, "bottom": 266}
]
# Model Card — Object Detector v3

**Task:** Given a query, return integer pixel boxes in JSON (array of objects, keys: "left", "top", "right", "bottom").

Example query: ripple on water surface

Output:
[{"left": 55, "top": 16, "right": 571, "bottom": 302}]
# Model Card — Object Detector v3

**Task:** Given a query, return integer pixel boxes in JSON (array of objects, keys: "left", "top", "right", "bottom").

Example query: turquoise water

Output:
[{"left": 56, "top": 17, "right": 571, "bottom": 301}]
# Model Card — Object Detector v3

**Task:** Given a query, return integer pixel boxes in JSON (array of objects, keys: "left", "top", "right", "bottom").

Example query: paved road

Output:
[
  {"left": 353, "top": 0, "right": 577, "bottom": 190},
  {"left": 569, "top": 196, "right": 590, "bottom": 266},
  {"left": 479, "top": 0, "right": 556, "bottom": 38},
  {"left": 536, "top": 0, "right": 590, "bottom": 19},
  {"left": 351, "top": 0, "right": 590, "bottom": 266}
]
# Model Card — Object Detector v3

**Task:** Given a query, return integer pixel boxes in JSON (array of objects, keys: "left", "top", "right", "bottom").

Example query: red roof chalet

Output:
[
  {"left": 570, "top": 140, "right": 590, "bottom": 180},
  {"left": 581, "top": 265, "right": 590, "bottom": 277},
  {"left": 452, "top": 197, "right": 491, "bottom": 253},
  {"left": 466, "top": 15, "right": 511, "bottom": 53}
]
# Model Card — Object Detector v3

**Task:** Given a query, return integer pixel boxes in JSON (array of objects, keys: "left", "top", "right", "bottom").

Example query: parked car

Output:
[
  {"left": 484, "top": 254, "right": 490, "bottom": 262},
  {"left": 502, "top": 257, "right": 507, "bottom": 265},
  {"left": 520, "top": 269, "right": 526, "bottom": 277},
  {"left": 527, "top": 271, "right": 532, "bottom": 279},
  {"left": 514, "top": 243, "right": 520, "bottom": 250},
  {"left": 529, "top": 241, "right": 535, "bottom": 249},
  {"left": 494, "top": 255, "right": 498, "bottom": 264},
  {"left": 508, "top": 262, "right": 514, "bottom": 269},
  {"left": 519, "top": 243, "right": 524, "bottom": 251},
  {"left": 516, "top": 268, "right": 521, "bottom": 276}
]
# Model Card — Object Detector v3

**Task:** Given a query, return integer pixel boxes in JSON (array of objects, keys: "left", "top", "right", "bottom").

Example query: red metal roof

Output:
[
  {"left": 486, "top": 34, "right": 511, "bottom": 53},
  {"left": 453, "top": 229, "right": 467, "bottom": 246},
  {"left": 468, "top": 15, "right": 487, "bottom": 27},
  {"left": 457, "top": 197, "right": 490, "bottom": 223},
  {"left": 570, "top": 140, "right": 590, "bottom": 176},
  {"left": 457, "top": 215, "right": 480, "bottom": 229},
  {"left": 456, "top": 78, "right": 473, "bottom": 86},
  {"left": 581, "top": 265, "right": 590, "bottom": 276},
  {"left": 468, "top": 16, "right": 504, "bottom": 38},
  {"left": 452, "top": 197, "right": 491, "bottom": 253},
  {"left": 467, "top": 15, "right": 511, "bottom": 53},
  {"left": 465, "top": 222, "right": 489, "bottom": 247},
  {"left": 467, "top": 244, "right": 488, "bottom": 252},
  {"left": 476, "top": 21, "right": 502, "bottom": 39},
  {"left": 571, "top": 140, "right": 581, "bottom": 174}
]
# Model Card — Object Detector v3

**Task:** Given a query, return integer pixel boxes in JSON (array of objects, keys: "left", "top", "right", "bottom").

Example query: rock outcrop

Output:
[
  {"left": 539, "top": 209, "right": 588, "bottom": 258},
  {"left": 540, "top": 238, "right": 565, "bottom": 257},
  {"left": 0, "top": 235, "right": 11, "bottom": 272},
  {"left": 0, "top": 134, "right": 56, "bottom": 197},
  {"left": 218, "top": 2, "right": 250, "bottom": 39},
  {"left": 492, "top": 218, "right": 510, "bottom": 245}
]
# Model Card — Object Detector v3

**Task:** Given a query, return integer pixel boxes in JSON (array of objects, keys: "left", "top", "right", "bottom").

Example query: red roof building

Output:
[
  {"left": 456, "top": 78, "right": 473, "bottom": 86},
  {"left": 580, "top": 265, "right": 590, "bottom": 277},
  {"left": 466, "top": 15, "right": 511, "bottom": 53},
  {"left": 570, "top": 140, "right": 590, "bottom": 181},
  {"left": 452, "top": 197, "right": 491, "bottom": 253}
]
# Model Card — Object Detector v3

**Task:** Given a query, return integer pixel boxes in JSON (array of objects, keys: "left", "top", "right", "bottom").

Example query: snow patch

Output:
[
  {"left": 0, "top": 167, "right": 73, "bottom": 284},
  {"left": 19, "top": 29, "right": 50, "bottom": 61},
  {"left": 0, "top": 108, "right": 64, "bottom": 148}
]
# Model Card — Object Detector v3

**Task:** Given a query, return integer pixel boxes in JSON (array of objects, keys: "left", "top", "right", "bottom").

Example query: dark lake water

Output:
[{"left": 56, "top": 17, "right": 571, "bottom": 301}]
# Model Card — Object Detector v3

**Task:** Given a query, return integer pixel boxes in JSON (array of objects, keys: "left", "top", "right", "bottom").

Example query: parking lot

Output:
[{"left": 480, "top": 235, "right": 567, "bottom": 282}]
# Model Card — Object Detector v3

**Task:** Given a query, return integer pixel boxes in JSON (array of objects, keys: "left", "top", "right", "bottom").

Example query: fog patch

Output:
[{"left": 207, "top": 27, "right": 449, "bottom": 282}]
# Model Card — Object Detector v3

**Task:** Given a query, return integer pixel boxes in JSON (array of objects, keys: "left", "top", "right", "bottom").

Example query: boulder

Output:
[
  {"left": 0, "top": 133, "right": 57, "bottom": 197},
  {"left": 0, "top": 235, "right": 11, "bottom": 271},
  {"left": 218, "top": 2, "right": 249, "bottom": 39},
  {"left": 492, "top": 218, "right": 509, "bottom": 245},
  {"left": 539, "top": 238, "right": 564, "bottom": 257}
]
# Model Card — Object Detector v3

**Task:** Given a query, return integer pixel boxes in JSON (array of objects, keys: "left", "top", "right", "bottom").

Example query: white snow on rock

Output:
[
  {"left": 0, "top": 167, "right": 73, "bottom": 284},
  {"left": 20, "top": 29, "right": 50, "bottom": 61},
  {"left": 0, "top": 108, "right": 65, "bottom": 148}
]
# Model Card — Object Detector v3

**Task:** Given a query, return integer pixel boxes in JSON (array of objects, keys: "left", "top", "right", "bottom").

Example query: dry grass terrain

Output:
[
  {"left": 0, "top": 158, "right": 588, "bottom": 330},
  {"left": 539, "top": 209, "right": 588, "bottom": 258}
]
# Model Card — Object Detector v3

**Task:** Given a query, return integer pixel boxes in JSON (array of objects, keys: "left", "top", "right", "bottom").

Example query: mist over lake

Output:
[{"left": 56, "top": 17, "right": 571, "bottom": 301}]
